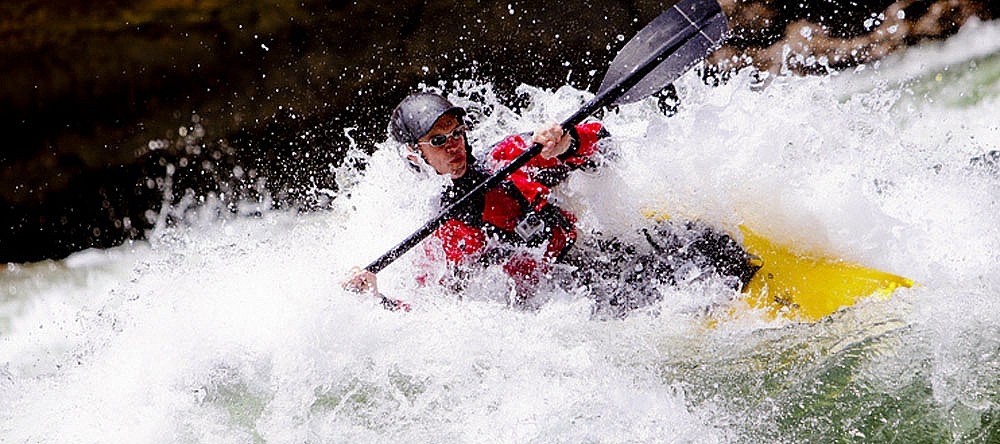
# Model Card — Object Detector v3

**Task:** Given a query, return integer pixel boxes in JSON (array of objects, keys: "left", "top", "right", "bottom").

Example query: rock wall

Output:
[
  {"left": 715, "top": 0, "right": 997, "bottom": 74},
  {"left": 0, "top": 0, "right": 995, "bottom": 263}
]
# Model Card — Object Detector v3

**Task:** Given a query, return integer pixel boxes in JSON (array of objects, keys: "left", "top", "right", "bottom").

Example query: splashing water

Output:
[{"left": 2, "top": 21, "right": 1000, "bottom": 443}]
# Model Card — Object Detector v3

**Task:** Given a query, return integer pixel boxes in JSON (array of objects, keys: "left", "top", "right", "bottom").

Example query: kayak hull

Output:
[{"left": 738, "top": 226, "right": 914, "bottom": 322}]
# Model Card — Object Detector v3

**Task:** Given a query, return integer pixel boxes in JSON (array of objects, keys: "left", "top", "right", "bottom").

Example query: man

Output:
[{"left": 345, "top": 92, "right": 758, "bottom": 316}]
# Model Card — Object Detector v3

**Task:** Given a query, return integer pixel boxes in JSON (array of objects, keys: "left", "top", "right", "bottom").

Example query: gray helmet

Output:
[{"left": 388, "top": 92, "right": 467, "bottom": 145}]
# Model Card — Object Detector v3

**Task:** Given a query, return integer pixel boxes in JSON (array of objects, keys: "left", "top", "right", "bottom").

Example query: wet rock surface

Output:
[{"left": 1, "top": 0, "right": 996, "bottom": 263}]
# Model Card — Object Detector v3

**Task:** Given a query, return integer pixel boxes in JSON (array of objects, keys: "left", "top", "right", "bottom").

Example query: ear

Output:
[
  {"left": 404, "top": 144, "right": 425, "bottom": 172},
  {"left": 405, "top": 145, "right": 422, "bottom": 165}
]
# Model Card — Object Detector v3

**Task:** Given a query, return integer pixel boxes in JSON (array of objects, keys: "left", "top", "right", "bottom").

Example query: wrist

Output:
[{"left": 557, "top": 126, "right": 582, "bottom": 160}]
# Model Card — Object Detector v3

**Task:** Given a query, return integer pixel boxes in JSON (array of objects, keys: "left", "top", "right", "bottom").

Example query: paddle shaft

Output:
[{"left": 364, "top": 23, "right": 710, "bottom": 274}]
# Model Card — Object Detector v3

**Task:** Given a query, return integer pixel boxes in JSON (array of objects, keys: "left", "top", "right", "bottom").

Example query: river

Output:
[{"left": 2, "top": 19, "right": 999, "bottom": 444}]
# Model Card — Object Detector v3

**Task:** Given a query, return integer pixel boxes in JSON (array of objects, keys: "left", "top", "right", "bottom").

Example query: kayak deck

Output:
[{"left": 738, "top": 226, "right": 914, "bottom": 322}]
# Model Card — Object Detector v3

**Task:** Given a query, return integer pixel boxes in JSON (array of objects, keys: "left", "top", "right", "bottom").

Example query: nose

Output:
[{"left": 445, "top": 136, "right": 464, "bottom": 152}]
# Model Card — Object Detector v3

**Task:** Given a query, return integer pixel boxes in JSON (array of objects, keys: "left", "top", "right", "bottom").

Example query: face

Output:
[{"left": 414, "top": 113, "right": 468, "bottom": 179}]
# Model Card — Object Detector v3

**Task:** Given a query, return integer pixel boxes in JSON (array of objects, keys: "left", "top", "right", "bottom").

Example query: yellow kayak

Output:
[
  {"left": 738, "top": 226, "right": 914, "bottom": 322},
  {"left": 642, "top": 210, "right": 913, "bottom": 322}
]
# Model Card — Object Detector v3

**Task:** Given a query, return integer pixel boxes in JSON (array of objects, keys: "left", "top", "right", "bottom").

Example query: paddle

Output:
[{"left": 365, "top": 0, "right": 728, "bottom": 274}]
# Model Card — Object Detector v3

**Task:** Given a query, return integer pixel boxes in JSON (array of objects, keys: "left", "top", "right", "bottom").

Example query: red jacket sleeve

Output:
[
  {"left": 489, "top": 121, "right": 606, "bottom": 170},
  {"left": 434, "top": 219, "right": 487, "bottom": 263}
]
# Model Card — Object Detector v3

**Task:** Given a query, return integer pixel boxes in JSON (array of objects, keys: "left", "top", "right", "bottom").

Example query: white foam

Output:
[{"left": 3, "top": 22, "right": 1000, "bottom": 442}]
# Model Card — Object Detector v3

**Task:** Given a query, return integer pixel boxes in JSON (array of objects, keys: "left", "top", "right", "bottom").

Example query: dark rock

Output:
[{"left": 711, "top": 0, "right": 997, "bottom": 74}]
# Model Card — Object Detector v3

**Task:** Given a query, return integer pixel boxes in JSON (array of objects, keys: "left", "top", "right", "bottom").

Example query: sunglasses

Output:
[{"left": 418, "top": 125, "right": 467, "bottom": 148}]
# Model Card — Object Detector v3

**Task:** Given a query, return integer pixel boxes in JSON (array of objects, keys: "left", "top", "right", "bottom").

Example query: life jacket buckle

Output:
[{"left": 514, "top": 211, "right": 546, "bottom": 242}]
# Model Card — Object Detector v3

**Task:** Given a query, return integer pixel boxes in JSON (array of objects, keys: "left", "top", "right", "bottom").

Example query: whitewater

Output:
[{"left": 2, "top": 20, "right": 999, "bottom": 443}]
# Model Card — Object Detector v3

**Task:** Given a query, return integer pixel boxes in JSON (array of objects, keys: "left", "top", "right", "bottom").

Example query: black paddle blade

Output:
[{"left": 599, "top": 0, "right": 728, "bottom": 105}]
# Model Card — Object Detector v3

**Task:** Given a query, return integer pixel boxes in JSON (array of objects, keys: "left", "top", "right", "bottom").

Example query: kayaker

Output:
[{"left": 343, "top": 92, "right": 758, "bottom": 316}]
